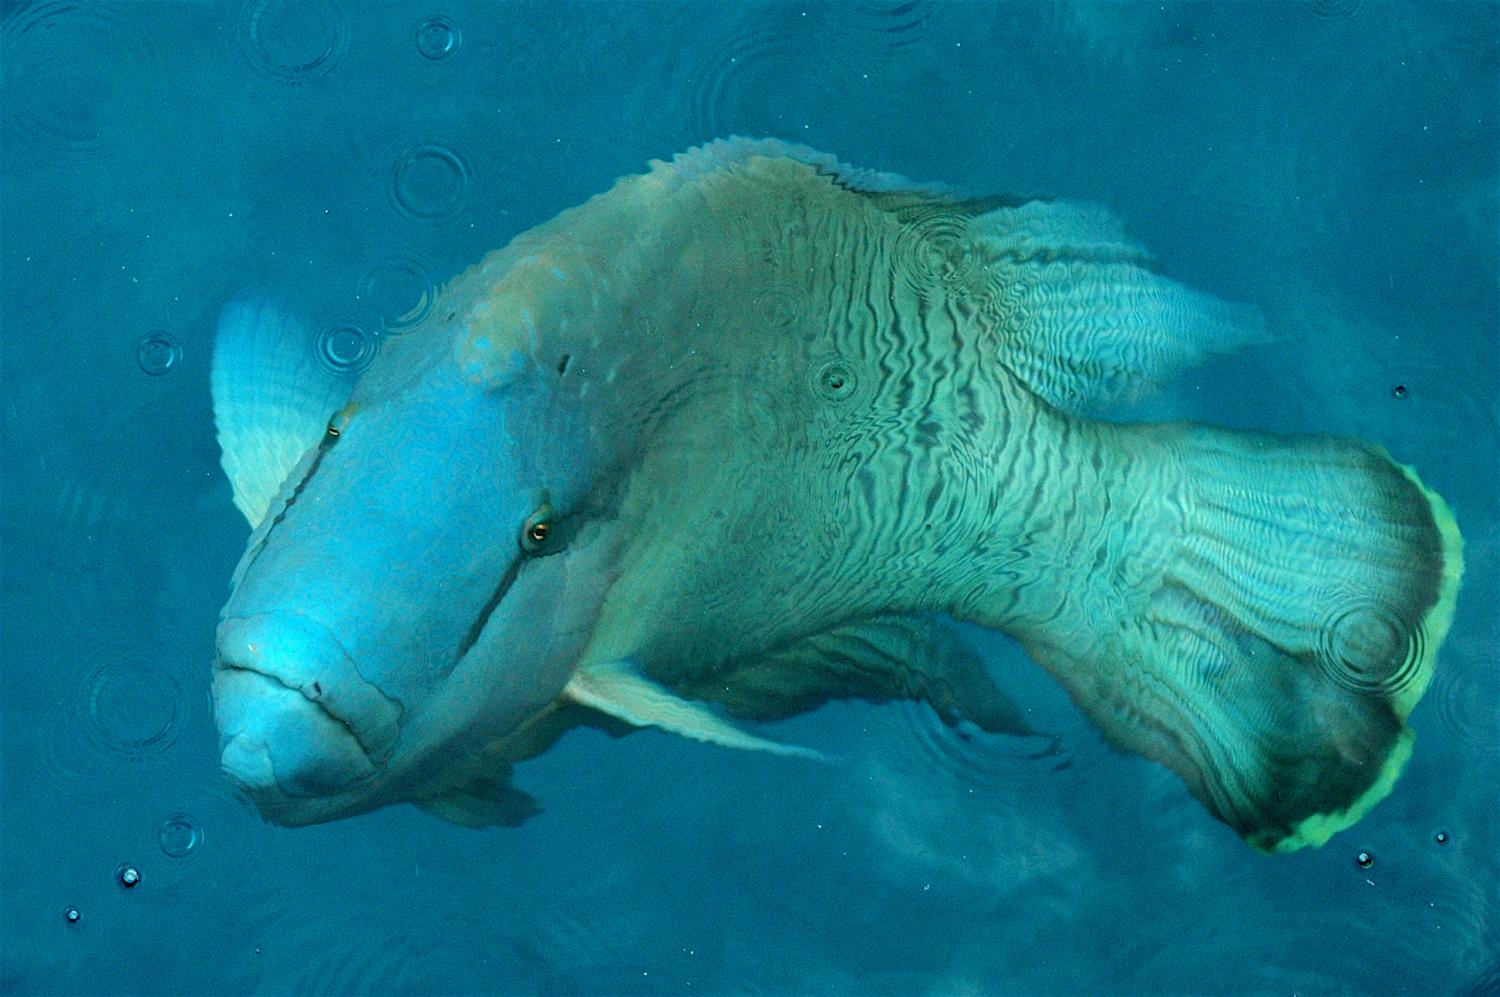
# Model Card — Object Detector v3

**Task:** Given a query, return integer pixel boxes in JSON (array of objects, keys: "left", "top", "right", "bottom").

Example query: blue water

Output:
[{"left": 2, "top": 2, "right": 1496, "bottom": 994}]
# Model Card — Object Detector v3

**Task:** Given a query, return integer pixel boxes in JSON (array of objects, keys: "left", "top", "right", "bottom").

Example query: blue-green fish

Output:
[{"left": 211, "top": 139, "right": 1462, "bottom": 852}]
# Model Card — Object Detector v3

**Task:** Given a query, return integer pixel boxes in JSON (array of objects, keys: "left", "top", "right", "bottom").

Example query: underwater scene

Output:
[{"left": 1, "top": 1, "right": 1496, "bottom": 994}]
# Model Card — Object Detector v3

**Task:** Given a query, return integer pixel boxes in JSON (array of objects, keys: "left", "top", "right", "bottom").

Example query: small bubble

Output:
[
  {"left": 416, "top": 15, "right": 461, "bottom": 60},
  {"left": 1355, "top": 850, "right": 1374, "bottom": 869},
  {"left": 135, "top": 332, "right": 181, "bottom": 376},
  {"left": 1391, "top": 384, "right": 1408, "bottom": 399},
  {"left": 65, "top": 906, "right": 81, "bottom": 924},
  {"left": 157, "top": 813, "right": 203, "bottom": 859},
  {"left": 316, "top": 324, "right": 377, "bottom": 374},
  {"left": 117, "top": 864, "right": 140, "bottom": 888},
  {"left": 814, "top": 358, "right": 856, "bottom": 400},
  {"left": 1434, "top": 830, "right": 1449, "bottom": 845}
]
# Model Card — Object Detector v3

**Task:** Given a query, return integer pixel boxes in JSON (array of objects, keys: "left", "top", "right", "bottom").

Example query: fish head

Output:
[{"left": 212, "top": 312, "right": 618, "bottom": 825}]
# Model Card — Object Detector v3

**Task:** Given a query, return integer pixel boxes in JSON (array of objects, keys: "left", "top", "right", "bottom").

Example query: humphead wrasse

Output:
[{"left": 210, "top": 139, "right": 1462, "bottom": 852}]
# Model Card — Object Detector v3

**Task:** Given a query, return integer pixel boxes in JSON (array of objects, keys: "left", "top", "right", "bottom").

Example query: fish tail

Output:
[{"left": 1012, "top": 423, "right": 1463, "bottom": 852}]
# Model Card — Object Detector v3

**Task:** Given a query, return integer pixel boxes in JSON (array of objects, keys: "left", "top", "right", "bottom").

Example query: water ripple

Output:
[
  {"left": 0, "top": 0, "right": 158, "bottom": 153},
  {"left": 356, "top": 253, "right": 439, "bottom": 333},
  {"left": 1432, "top": 645, "right": 1500, "bottom": 755},
  {"left": 1314, "top": 597, "right": 1425, "bottom": 701},
  {"left": 387, "top": 143, "right": 473, "bottom": 223},
  {"left": 279, "top": 907, "right": 525, "bottom": 995},
  {"left": 890, "top": 698, "right": 1073, "bottom": 795},
  {"left": 680, "top": 20, "right": 847, "bottom": 143},
  {"left": 814, "top": 1, "right": 934, "bottom": 52},
  {"left": 890, "top": 203, "right": 984, "bottom": 297},
  {"left": 1309, "top": 0, "right": 1365, "bottom": 19},
  {"left": 236, "top": 0, "right": 348, "bottom": 85},
  {"left": 39, "top": 643, "right": 200, "bottom": 801},
  {"left": 414, "top": 13, "right": 461, "bottom": 61},
  {"left": 314, "top": 323, "right": 379, "bottom": 374}
]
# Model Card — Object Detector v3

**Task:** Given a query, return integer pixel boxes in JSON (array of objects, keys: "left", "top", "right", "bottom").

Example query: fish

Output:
[{"left": 210, "top": 138, "right": 1463, "bottom": 852}]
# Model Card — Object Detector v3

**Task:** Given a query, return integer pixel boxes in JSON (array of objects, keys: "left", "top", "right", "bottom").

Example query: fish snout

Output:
[{"left": 213, "top": 614, "right": 403, "bottom": 800}]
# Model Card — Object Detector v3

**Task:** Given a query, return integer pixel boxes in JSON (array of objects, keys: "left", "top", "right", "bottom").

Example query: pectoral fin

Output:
[
  {"left": 565, "top": 660, "right": 828, "bottom": 760},
  {"left": 415, "top": 774, "right": 541, "bottom": 828},
  {"left": 211, "top": 293, "right": 360, "bottom": 529}
]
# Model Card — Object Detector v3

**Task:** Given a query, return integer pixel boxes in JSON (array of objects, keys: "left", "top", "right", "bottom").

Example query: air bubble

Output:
[
  {"left": 157, "top": 813, "right": 203, "bottom": 859},
  {"left": 813, "top": 357, "right": 857, "bottom": 401},
  {"left": 316, "top": 324, "right": 377, "bottom": 374},
  {"left": 1391, "top": 384, "right": 1408, "bottom": 399},
  {"left": 135, "top": 332, "right": 181, "bottom": 376},
  {"left": 65, "top": 907, "right": 80, "bottom": 924},
  {"left": 1355, "top": 850, "right": 1374, "bottom": 869},
  {"left": 117, "top": 864, "right": 140, "bottom": 888},
  {"left": 388, "top": 144, "right": 471, "bottom": 222},
  {"left": 416, "top": 15, "right": 461, "bottom": 60},
  {"left": 238, "top": 0, "right": 348, "bottom": 84},
  {"left": 1434, "top": 830, "right": 1449, "bottom": 845}
]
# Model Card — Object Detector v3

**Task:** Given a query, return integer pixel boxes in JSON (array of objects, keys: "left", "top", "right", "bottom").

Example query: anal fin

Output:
[{"left": 680, "top": 614, "right": 1033, "bottom": 737}]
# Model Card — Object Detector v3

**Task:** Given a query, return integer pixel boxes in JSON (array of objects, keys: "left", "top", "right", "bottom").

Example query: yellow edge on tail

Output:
[{"left": 1265, "top": 453, "right": 1465, "bottom": 854}]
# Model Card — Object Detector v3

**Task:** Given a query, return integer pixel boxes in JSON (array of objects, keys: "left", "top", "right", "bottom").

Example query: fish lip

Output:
[
  {"left": 212, "top": 613, "right": 405, "bottom": 764},
  {"left": 215, "top": 660, "right": 378, "bottom": 761},
  {"left": 215, "top": 668, "right": 380, "bottom": 806}
]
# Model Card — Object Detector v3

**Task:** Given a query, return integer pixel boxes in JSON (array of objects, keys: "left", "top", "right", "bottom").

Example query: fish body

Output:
[{"left": 211, "top": 139, "right": 1462, "bottom": 850}]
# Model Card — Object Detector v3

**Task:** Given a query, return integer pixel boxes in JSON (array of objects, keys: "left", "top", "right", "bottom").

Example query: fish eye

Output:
[
  {"left": 520, "top": 504, "right": 556, "bottom": 554},
  {"left": 326, "top": 407, "right": 355, "bottom": 438}
]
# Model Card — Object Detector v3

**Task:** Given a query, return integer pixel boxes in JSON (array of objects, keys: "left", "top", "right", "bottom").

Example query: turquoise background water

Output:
[{"left": 2, "top": 2, "right": 1496, "bottom": 994}]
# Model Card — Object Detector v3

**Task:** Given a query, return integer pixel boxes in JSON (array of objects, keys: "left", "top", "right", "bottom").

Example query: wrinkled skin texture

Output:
[
  {"left": 212, "top": 154, "right": 918, "bottom": 823},
  {"left": 213, "top": 144, "right": 1459, "bottom": 851}
]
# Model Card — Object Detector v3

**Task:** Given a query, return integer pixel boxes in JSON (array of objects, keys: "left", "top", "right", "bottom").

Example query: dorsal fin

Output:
[
  {"left": 971, "top": 199, "right": 1268, "bottom": 412},
  {"left": 656, "top": 136, "right": 955, "bottom": 198},
  {"left": 663, "top": 140, "right": 1264, "bottom": 413},
  {"left": 211, "top": 293, "right": 357, "bottom": 528}
]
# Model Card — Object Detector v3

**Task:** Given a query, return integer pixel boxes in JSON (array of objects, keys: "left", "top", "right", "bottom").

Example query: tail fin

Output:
[{"left": 1018, "top": 425, "right": 1463, "bottom": 852}]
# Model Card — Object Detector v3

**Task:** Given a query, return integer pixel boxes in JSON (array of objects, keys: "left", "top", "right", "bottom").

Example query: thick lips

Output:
[
  {"left": 214, "top": 668, "right": 377, "bottom": 798},
  {"left": 214, "top": 613, "right": 404, "bottom": 763}
]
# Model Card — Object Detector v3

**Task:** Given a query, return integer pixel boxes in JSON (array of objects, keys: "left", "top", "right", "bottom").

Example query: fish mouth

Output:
[
  {"left": 213, "top": 613, "right": 405, "bottom": 767},
  {"left": 213, "top": 667, "right": 379, "bottom": 801},
  {"left": 216, "top": 663, "right": 372, "bottom": 754}
]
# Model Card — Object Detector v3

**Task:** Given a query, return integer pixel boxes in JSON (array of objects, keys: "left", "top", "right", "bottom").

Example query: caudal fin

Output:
[{"left": 1023, "top": 425, "right": 1463, "bottom": 852}]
